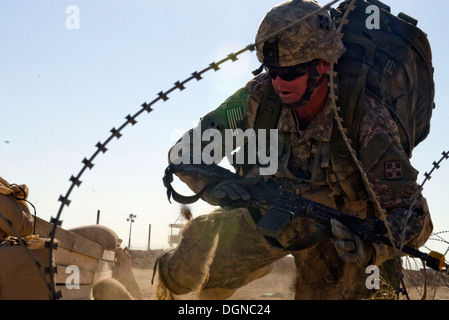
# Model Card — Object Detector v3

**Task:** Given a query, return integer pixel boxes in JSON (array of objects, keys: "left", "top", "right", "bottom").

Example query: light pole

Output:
[{"left": 127, "top": 214, "right": 137, "bottom": 248}]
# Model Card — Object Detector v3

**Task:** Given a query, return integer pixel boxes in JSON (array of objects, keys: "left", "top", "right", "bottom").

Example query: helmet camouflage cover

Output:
[{"left": 256, "top": 0, "right": 346, "bottom": 67}]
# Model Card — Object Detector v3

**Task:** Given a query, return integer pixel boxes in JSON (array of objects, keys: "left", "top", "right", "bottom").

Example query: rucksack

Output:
[{"left": 331, "top": 0, "right": 435, "bottom": 158}]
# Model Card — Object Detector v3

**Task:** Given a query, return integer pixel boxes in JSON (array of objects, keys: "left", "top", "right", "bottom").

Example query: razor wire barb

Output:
[{"left": 399, "top": 151, "right": 449, "bottom": 259}]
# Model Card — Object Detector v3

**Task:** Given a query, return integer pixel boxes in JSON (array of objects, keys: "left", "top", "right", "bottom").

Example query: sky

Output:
[{"left": 1, "top": 0, "right": 449, "bottom": 257}]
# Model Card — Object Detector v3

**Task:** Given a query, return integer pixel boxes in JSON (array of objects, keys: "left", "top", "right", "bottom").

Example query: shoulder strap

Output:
[
  {"left": 329, "top": 122, "right": 368, "bottom": 202},
  {"left": 335, "top": 33, "right": 378, "bottom": 152},
  {"left": 237, "top": 83, "right": 283, "bottom": 177},
  {"left": 253, "top": 84, "right": 283, "bottom": 131}
]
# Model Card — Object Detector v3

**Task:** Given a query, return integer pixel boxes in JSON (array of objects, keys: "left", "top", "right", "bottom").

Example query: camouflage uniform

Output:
[
  {"left": 154, "top": 0, "right": 433, "bottom": 300},
  {"left": 156, "top": 72, "right": 432, "bottom": 299}
]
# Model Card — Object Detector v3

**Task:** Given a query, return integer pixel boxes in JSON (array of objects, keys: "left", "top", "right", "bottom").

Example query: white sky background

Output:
[{"left": 1, "top": 0, "right": 448, "bottom": 254}]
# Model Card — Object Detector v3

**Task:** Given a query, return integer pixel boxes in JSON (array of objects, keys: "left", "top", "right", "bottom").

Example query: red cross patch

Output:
[{"left": 385, "top": 161, "right": 403, "bottom": 180}]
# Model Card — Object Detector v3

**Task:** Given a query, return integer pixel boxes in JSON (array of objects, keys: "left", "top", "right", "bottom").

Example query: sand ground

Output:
[{"left": 129, "top": 251, "right": 448, "bottom": 300}]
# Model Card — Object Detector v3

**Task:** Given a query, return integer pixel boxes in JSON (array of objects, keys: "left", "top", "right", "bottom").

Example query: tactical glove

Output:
[
  {"left": 331, "top": 219, "right": 375, "bottom": 267},
  {"left": 202, "top": 177, "right": 259, "bottom": 209}
]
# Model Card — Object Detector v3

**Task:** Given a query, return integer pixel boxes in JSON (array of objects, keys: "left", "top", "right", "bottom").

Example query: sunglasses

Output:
[{"left": 266, "top": 60, "right": 318, "bottom": 82}]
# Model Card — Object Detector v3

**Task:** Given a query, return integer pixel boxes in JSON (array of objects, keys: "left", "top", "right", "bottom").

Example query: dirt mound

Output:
[
  {"left": 129, "top": 249, "right": 166, "bottom": 269},
  {"left": 403, "top": 269, "right": 448, "bottom": 287}
]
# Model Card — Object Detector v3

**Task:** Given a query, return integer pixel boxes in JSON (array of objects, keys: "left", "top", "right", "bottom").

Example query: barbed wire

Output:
[
  {"left": 25, "top": 0, "right": 445, "bottom": 299},
  {"left": 402, "top": 226, "right": 449, "bottom": 300},
  {"left": 399, "top": 151, "right": 449, "bottom": 256},
  {"left": 402, "top": 235, "right": 449, "bottom": 300},
  {"left": 44, "top": 0, "right": 341, "bottom": 299},
  {"left": 330, "top": 0, "right": 447, "bottom": 298},
  {"left": 326, "top": 0, "right": 409, "bottom": 299},
  {"left": 396, "top": 151, "right": 449, "bottom": 299},
  {"left": 327, "top": 1, "right": 449, "bottom": 299}
]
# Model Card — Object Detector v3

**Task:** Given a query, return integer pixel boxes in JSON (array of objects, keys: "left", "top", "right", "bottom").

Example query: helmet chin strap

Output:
[
  {"left": 282, "top": 63, "right": 327, "bottom": 109},
  {"left": 252, "top": 64, "right": 264, "bottom": 76}
]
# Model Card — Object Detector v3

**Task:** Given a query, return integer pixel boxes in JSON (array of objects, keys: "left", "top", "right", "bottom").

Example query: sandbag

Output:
[
  {"left": 68, "top": 225, "right": 119, "bottom": 249},
  {"left": 0, "top": 239, "right": 54, "bottom": 300},
  {"left": 0, "top": 176, "right": 34, "bottom": 241},
  {"left": 112, "top": 247, "right": 144, "bottom": 300},
  {"left": 93, "top": 278, "right": 134, "bottom": 300}
]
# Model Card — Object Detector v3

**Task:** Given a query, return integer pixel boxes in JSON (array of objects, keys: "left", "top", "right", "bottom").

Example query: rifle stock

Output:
[{"left": 163, "top": 163, "right": 448, "bottom": 273}]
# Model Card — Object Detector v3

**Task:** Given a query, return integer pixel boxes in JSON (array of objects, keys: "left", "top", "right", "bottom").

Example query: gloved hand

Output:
[
  {"left": 202, "top": 177, "right": 259, "bottom": 209},
  {"left": 331, "top": 219, "right": 375, "bottom": 267}
]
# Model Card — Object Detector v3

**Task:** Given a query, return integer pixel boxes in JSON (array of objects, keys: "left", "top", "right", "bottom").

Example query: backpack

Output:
[{"left": 331, "top": 0, "right": 435, "bottom": 158}]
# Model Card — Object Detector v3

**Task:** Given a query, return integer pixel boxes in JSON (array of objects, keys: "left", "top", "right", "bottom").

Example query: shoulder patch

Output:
[
  {"left": 207, "top": 119, "right": 222, "bottom": 131},
  {"left": 385, "top": 161, "right": 403, "bottom": 180}
]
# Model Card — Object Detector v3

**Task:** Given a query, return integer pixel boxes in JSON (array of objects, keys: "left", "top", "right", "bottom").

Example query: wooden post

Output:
[
  {"left": 147, "top": 224, "right": 151, "bottom": 250},
  {"left": 96, "top": 210, "right": 100, "bottom": 224}
]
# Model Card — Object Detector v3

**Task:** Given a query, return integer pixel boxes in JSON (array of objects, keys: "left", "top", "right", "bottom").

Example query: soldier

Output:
[{"left": 153, "top": 0, "right": 433, "bottom": 299}]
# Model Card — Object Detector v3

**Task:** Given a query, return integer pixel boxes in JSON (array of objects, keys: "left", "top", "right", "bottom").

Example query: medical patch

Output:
[{"left": 385, "top": 161, "right": 403, "bottom": 180}]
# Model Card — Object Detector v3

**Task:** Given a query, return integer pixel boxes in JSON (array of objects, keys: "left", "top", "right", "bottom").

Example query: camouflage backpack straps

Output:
[
  {"left": 253, "top": 84, "right": 283, "bottom": 134},
  {"left": 331, "top": 0, "right": 435, "bottom": 158},
  {"left": 235, "top": 83, "right": 283, "bottom": 177}
]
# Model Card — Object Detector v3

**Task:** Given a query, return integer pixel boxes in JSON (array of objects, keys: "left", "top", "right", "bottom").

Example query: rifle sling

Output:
[
  {"left": 167, "top": 183, "right": 209, "bottom": 205},
  {"left": 163, "top": 168, "right": 219, "bottom": 205}
]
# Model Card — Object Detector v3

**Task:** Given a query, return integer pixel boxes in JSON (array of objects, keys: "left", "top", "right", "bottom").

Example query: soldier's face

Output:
[
  {"left": 271, "top": 72, "right": 309, "bottom": 104},
  {"left": 270, "top": 60, "right": 330, "bottom": 105}
]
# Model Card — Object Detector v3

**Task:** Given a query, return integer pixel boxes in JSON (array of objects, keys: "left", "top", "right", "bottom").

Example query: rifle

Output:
[{"left": 163, "top": 163, "right": 448, "bottom": 273}]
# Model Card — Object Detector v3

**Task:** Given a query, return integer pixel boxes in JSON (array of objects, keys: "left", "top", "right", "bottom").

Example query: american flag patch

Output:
[
  {"left": 226, "top": 107, "right": 244, "bottom": 136},
  {"left": 385, "top": 161, "right": 403, "bottom": 180}
]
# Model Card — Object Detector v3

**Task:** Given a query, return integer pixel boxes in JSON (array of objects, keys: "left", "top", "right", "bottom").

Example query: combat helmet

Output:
[
  {"left": 254, "top": 0, "right": 345, "bottom": 107},
  {"left": 255, "top": 0, "right": 345, "bottom": 68}
]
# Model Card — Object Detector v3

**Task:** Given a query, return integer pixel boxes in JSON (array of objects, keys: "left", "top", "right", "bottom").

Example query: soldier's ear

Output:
[{"left": 318, "top": 60, "right": 331, "bottom": 75}]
